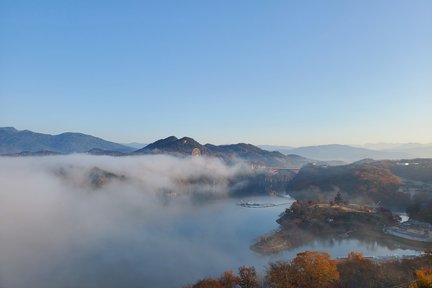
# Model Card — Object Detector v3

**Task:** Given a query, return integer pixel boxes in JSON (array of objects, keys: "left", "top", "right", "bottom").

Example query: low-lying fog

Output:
[
  {"left": 0, "top": 155, "right": 419, "bottom": 288},
  {"left": 0, "top": 155, "right": 256, "bottom": 288}
]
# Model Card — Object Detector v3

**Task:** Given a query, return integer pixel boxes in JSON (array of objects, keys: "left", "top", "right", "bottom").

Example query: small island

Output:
[{"left": 252, "top": 200, "right": 432, "bottom": 254}]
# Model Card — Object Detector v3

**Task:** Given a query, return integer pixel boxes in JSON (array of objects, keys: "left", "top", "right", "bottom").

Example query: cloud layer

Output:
[{"left": 0, "top": 155, "right": 255, "bottom": 288}]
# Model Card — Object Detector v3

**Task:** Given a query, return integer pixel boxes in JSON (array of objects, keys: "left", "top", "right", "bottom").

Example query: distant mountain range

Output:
[
  {"left": 122, "top": 142, "right": 147, "bottom": 149},
  {"left": 258, "top": 145, "right": 294, "bottom": 152},
  {"left": 359, "top": 142, "right": 432, "bottom": 150},
  {"left": 0, "top": 127, "right": 310, "bottom": 168},
  {"left": 0, "top": 127, "right": 134, "bottom": 154},
  {"left": 3, "top": 127, "right": 431, "bottom": 165},
  {"left": 260, "top": 144, "right": 432, "bottom": 163},
  {"left": 283, "top": 144, "right": 412, "bottom": 162},
  {"left": 381, "top": 145, "right": 432, "bottom": 159},
  {"left": 135, "top": 136, "right": 309, "bottom": 168}
]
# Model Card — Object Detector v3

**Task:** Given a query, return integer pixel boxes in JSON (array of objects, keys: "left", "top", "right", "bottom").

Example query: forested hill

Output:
[
  {"left": 135, "top": 136, "right": 311, "bottom": 168},
  {"left": 286, "top": 159, "right": 432, "bottom": 210},
  {"left": 0, "top": 127, "right": 133, "bottom": 154}
]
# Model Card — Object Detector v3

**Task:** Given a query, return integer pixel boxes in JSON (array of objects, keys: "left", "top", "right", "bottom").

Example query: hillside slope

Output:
[
  {"left": 0, "top": 127, "right": 133, "bottom": 154},
  {"left": 135, "top": 136, "right": 311, "bottom": 168},
  {"left": 286, "top": 161, "right": 409, "bottom": 210}
]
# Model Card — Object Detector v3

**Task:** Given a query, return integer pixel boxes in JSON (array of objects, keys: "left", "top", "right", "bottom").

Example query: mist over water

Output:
[
  {"left": 0, "top": 155, "right": 257, "bottom": 287},
  {"left": 0, "top": 155, "right": 420, "bottom": 288}
]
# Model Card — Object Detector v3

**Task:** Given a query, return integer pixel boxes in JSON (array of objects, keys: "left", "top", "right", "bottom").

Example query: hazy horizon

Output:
[{"left": 2, "top": 125, "right": 432, "bottom": 148}]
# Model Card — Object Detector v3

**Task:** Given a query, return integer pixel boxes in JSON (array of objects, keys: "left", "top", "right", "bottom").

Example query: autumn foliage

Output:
[
  {"left": 266, "top": 252, "right": 339, "bottom": 288},
  {"left": 337, "top": 252, "right": 380, "bottom": 288},
  {"left": 290, "top": 251, "right": 339, "bottom": 287},
  {"left": 189, "top": 251, "right": 339, "bottom": 288},
  {"left": 410, "top": 268, "right": 432, "bottom": 288},
  {"left": 186, "top": 251, "right": 432, "bottom": 288},
  {"left": 286, "top": 162, "right": 409, "bottom": 210}
]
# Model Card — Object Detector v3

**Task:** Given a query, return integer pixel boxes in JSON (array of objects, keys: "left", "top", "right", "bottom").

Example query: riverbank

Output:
[
  {"left": 384, "top": 220, "right": 432, "bottom": 242},
  {"left": 252, "top": 201, "right": 432, "bottom": 254}
]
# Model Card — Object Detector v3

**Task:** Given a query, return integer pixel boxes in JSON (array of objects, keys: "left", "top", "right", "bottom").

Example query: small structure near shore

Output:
[
  {"left": 237, "top": 200, "right": 291, "bottom": 208},
  {"left": 384, "top": 220, "right": 432, "bottom": 242}
]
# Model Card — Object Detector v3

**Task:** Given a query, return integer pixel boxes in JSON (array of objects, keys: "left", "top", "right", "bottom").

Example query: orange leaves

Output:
[
  {"left": 290, "top": 251, "right": 340, "bottom": 288},
  {"left": 410, "top": 268, "right": 432, "bottom": 288},
  {"left": 266, "top": 251, "right": 339, "bottom": 288},
  {"left": 346, "top": 251, "right": 365, "bottom": 261}
]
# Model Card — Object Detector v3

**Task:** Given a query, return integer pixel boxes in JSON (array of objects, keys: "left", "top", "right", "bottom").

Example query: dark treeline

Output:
[
  {"left": 286, "top": 159, "right": 432, "bottom": 214},
  {"left": 184, "top": 250, "right": 432, "bottom": 288}
]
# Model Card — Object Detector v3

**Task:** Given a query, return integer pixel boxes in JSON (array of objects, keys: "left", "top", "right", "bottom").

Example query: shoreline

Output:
[{"left": 251, "top": 202, "right": 432, "bottom": 254}]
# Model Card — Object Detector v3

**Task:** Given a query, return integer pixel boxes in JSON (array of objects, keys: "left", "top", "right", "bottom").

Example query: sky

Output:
[{"left": 0, "top": 0, "right": 431, "bottom": 146}]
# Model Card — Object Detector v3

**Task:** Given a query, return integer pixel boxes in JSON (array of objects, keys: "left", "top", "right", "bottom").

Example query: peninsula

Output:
[{"left": 252, "top": 201, "right": 432, "bottom": 254}]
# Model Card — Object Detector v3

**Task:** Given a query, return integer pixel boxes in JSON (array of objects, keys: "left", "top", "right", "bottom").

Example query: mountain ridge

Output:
[
  {"left": 4, "top": 127, "right": 429, "bottom": 167},
  {"left": 261, "top": 144, "right": 413, "bottom": 163},
  {"left": 136, "top": 136, "right": 310, "bottom": 168},
  {"left": 0, "top": 127, "right": 134, "bottom": 154},
  {"left": 1, "top": 128, "right": 311, "bottom": 168}
]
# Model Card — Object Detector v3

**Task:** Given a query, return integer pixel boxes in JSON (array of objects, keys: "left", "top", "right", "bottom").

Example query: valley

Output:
[{"left": 2, "top": 130, "right": 432, "bottom": 287}]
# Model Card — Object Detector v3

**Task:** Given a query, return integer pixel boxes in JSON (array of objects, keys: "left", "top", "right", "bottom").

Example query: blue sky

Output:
[{"left": 1, "top": 0, "right": 431, "bottom": 146}]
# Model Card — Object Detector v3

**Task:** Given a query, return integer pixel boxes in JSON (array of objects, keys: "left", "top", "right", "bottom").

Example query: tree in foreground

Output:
[
  {"left": 192, "top": 278, "right": 223, "bottom": 288},
  {"left": 219, "top": 270, "right": 240, "bottom": 288},
  {"left": 289, "top": 251, "right": 339, "bottom": 288},
  {"left": 337, "top": 251, "right": 380, "bottom": 288},
  {"left": 410, "top": 267, "right": 432, "bottom": 288},
  {"left": 266, "top": 261, "right": 292, "bottom": 288},
  {"left": 238, "top": 266, "right": 260, "bottom": 288},
  {"left": 187, "top": 250, "right": 432, "bottom": 288}
]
